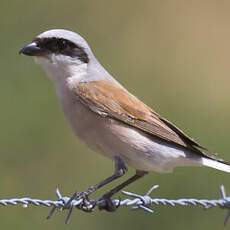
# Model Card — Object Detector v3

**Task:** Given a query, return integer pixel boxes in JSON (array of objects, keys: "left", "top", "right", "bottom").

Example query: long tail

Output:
[{"left": 202, "top": 158, "right": 230, "bottom": 173}]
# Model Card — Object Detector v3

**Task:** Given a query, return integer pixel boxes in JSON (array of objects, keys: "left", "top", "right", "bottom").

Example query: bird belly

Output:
[
  {"left": 58, "top": 88, "right": 202, "bottom": 173},
  {"left": 99, "top": 119, "right": 202, "bottom": 172}
]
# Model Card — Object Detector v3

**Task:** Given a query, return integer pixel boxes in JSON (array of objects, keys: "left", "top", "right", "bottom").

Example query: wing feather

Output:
[{"left": 75, "top": 80, "right": 224, "bottom": 162}]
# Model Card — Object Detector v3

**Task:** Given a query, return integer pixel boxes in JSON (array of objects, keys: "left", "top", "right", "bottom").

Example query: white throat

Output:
[{"left": 35, "top": 56, "right": 88, "bottom": 88}]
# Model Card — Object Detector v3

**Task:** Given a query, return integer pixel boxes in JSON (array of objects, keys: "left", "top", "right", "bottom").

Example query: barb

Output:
[{"left": 0, "top": 185, "right": 229, "bottom": 224}]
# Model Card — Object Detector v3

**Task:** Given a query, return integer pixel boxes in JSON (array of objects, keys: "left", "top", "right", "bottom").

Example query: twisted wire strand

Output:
[{"left": 0, "top": 185, "right": 229, "bottom": 224}]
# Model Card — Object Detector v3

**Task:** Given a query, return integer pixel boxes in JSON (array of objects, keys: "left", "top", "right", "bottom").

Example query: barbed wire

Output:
[{"left": 0, "top": 185, "right": 229, "bottom": 224}]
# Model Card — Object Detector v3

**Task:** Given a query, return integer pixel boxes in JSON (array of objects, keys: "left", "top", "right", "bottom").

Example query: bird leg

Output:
[
  {"left": 97, "top": 170, "right": 148, "bottom": 212},
  {"left": 65, "top": 156, "right": 127, "bottom": 208}
]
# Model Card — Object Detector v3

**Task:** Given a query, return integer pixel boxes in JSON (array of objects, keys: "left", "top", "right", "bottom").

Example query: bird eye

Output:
[{"left": 57, "top": 39, "right": 68, "bottom": 50}]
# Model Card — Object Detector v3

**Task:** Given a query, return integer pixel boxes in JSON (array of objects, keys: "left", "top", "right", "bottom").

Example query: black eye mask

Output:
[{"left": 33, "top": 37, "right": 89, "bottom": 63}]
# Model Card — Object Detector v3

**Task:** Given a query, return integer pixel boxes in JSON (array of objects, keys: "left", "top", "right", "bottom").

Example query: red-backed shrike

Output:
[{"left": 20, "top": 29, "right": 230, "bottom": 211}]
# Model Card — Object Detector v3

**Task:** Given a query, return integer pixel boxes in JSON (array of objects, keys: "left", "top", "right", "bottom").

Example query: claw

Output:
[
  {"left": 78, "top": 197, "right": 96, "bottom": 213},
  {"left": 98, "top": 196, "right": 118, "bottom": 212}
]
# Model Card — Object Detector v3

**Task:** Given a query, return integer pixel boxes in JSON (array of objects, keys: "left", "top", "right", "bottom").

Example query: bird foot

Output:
[
  {"left": 97, "top": 194, "right": 119, "bottom": 212},
  {"left": 64, "top": 186, "right": 96, "bottom": 209}
]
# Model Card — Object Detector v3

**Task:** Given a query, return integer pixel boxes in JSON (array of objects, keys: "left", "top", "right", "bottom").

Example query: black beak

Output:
[{"left": 19, "top": 42, "right": 43, "bottom": 56}]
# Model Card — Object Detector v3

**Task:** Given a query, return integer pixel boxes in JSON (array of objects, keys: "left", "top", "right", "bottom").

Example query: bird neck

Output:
[{"left": 66, "top": 63, "right": 88, "bottom": 90}]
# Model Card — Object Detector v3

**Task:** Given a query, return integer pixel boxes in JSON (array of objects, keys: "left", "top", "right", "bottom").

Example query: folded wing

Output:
[{"left": 75, "top": 80, "right": 224, "bottom": 162}]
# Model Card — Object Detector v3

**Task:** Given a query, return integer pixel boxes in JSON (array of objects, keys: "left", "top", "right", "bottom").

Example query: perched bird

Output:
[{"left": 20, "top": 29, "right": 230, "bottom": 210}]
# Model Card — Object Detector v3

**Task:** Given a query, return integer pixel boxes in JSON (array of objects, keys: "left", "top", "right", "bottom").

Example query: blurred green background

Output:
[{"left": 0, "top": 0, "right": 230, "bottom": 229}]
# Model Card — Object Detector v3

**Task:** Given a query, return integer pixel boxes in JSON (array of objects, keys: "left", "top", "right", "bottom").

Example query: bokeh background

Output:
[{"left": 0, "top": 0, "right": 230, "bottom": 229}]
